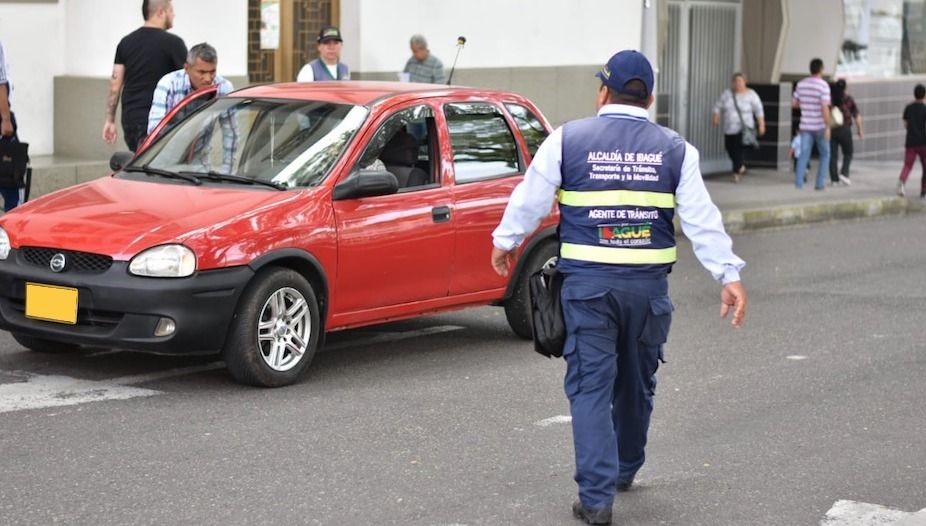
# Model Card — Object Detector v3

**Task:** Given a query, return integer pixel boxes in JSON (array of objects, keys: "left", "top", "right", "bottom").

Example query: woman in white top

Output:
[{"left": 712, "top": 72, "right": 766, "bottom": 182}]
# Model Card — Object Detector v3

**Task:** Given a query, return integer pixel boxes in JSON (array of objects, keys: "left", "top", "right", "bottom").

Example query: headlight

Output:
[
  {"left": 129, "top": 244, "right": 196, "bottom": 277},
  {"left": 0, "top": 227, "right": 10, "bottom": 260}
]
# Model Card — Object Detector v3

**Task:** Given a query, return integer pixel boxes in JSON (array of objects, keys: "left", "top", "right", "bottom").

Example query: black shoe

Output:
[
  {"left": 572, "top": 500, "right": 612, "bottom": 525},
  {"left": 616, "top": 478, "right": 634, "bottom": 492}
]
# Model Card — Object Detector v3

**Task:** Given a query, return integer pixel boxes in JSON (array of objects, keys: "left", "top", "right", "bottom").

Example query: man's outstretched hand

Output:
[{"left": 720, "top": 281, "right": 747, "bottom": 328}]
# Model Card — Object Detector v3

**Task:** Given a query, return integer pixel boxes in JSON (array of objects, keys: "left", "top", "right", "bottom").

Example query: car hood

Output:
[{"left": 2, "top": 176, "right": 303, "bottom": 260}]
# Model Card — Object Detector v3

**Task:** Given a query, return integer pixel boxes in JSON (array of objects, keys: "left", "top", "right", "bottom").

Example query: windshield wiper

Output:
[
  {"left": 179, "top": 171, "right": 287, "bottom": 191},
  {"left": 123, "top": 164, "right": 202, "bottom": 185}
]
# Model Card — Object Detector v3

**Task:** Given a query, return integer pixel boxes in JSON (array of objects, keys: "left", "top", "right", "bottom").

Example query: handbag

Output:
[
  {"left": 0, "top": 139, "right": 29, "bottom": 188},
  {"left": 732, "top": 92, "right": 760, "bottom": 149},
  {"left": 830, "top": 105, "right": 844, "bottom": 128},
  {"left": 528, "top": 262, "right": 565, "bottom": 358}
]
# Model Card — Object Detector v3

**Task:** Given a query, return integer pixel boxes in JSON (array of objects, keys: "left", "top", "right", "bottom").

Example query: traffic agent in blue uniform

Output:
[{"left": 491, "top": 50, "right": 748, "bottom": 525}]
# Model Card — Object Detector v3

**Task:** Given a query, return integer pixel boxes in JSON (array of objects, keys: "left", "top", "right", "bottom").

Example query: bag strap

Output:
[{"left": 731, "top": 90, "right": 748, "bottom": 129}]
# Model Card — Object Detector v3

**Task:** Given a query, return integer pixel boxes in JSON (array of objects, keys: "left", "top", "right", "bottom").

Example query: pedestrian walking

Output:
[
  {"left": 712, "top": 72, "right": 765, "bottom": 182},
  {"left": 490, "top": 50, "right": 747, "bottom": 525},
  {"left": 403, "top": 34, "right": 445, "bottom": 84},
  {"left": 102, "top": 0, "right": 187, "bottom": 151},
  {"left": 828, "top": 79, "right": 863, "bottom": 186},
  {"left": 0, "top": 40, "right": 25, "bottom": 211},
  {"left": 296, "top": 27, "right": 350, "bottom": 82},
  {"left": 897, "top": 83, "right": 926, "bottom": 199},
  {"left": 792, "top": 58, "right": 832, "bottom": 190}
]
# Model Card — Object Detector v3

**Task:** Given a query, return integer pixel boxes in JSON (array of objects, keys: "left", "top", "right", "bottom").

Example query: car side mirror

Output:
[
  {"left": 332, "top": 169, "right": 399, "bottom": 200},
  {"left": 110, "top": 151, "right": 135, "bottom": 172}
]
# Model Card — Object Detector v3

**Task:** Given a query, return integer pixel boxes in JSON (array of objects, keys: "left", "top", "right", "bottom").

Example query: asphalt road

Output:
[{"left": 1, "top": 216, "right": 925, "bottom": 526}]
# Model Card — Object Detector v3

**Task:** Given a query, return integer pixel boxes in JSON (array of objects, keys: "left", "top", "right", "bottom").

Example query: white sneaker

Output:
[
  {"left": 897, "top": 181, "right": 906, "bottom": 197},
  {"left": 839, "top": 174, "right": 851, "bottom": 186}
]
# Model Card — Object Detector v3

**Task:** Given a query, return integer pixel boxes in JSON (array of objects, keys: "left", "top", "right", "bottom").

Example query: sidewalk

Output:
[{"left": 704, "top": 160, "right": 925, "bottom": 233}]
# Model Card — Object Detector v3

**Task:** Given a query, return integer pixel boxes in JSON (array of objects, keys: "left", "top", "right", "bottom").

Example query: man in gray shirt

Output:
[{"left": 404, "top": 34, "right": 445, "bottom": 84}]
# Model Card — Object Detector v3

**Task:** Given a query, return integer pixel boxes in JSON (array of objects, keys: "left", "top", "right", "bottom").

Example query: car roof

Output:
[{"left": 229, "top": 81, "right": 530, "bottom": 107}]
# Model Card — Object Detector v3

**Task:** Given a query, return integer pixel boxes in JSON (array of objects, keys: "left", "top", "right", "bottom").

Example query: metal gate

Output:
[{"left": 660, "top": 1, "right": 741, "bottom": 174}]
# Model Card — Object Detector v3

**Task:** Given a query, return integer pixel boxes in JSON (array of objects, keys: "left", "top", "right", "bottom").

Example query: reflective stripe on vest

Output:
[
  {"left": 558, "top": 189, "right": 676, "bottom": 208},
  {"left": 560, "top": 242, "right": 678, "bottom": 265}
]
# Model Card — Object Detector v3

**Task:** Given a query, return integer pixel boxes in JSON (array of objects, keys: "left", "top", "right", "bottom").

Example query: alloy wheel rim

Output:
[{"left": 257, "top": 287, "right": 311, "bottom": 372}]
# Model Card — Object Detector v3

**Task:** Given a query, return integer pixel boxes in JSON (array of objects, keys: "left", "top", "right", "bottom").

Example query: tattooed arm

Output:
[{"left": 102, "top": 64, "right": 125, "bottom": 144}]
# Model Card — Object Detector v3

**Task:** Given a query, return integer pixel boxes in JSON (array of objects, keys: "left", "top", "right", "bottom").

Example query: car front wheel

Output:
[
  {"left": 504, "top": 240, "right": 558, "bottom": 340},
  {"left": 223, "top": 268, "right": 320, "bottom": 387}
]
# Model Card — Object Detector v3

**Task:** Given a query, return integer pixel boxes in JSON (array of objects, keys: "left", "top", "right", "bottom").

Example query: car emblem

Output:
[{"left": 49, "top": 253, "right": 67, "bottom": 273}]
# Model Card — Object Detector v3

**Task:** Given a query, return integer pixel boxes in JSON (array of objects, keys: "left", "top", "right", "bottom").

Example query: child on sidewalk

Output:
[{"left": 790, "top": 124, "right": 810, "bottom": 182}]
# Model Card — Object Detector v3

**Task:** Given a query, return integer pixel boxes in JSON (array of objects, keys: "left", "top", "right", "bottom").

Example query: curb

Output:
[{"left": 720, "top": 196, "right": 921, "bottom": 234}]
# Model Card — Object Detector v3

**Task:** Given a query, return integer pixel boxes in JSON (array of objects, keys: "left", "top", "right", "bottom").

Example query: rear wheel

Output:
[
  {"left": 223, "top": 268, "right": 320, "bottom": 387},
  {"left": 11, "top": 332, "right": 80, "bottom": 353},
  {"left": 504, "top": 240, "right": 558, "bottom": 340}
]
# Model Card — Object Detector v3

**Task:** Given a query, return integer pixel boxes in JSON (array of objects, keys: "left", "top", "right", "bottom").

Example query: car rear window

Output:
[
  {"left": 505, "top": 103, "right": 549, "bottom": 158},
  {"left": 444, "top": 103, "right": 521, "bottom": 183}
]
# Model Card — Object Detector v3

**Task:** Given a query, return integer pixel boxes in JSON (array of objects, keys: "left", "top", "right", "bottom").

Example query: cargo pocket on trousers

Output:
[
  {"left": 639, "top": 296, "right": 673, "bottom": 357},
  {"left": 562, "top": 287, "right": 614, "bottom": 398}
]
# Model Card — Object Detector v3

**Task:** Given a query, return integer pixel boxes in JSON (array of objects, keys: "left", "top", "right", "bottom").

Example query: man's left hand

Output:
[
  {"left": 1, "top": 119, "right": 13, "bottom": 137},
  {"left": 491, "top": 247, "right": 514, "bottom": 277},
  {"left": 720, "top": 281, "right": 747, "bottom": 328}
]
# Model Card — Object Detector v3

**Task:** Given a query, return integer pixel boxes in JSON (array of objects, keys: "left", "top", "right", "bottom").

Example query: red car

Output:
[{"left": 0, "top": 82, "right": 558, "bottom": 386}]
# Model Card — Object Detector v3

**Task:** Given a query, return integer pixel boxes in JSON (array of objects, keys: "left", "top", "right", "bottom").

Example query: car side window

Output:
[
  {"left": 356, "top": 105, "right": 436, "bottom": 191},
  {"left": 505, "top": 103, "right": 549, "bottom": 158},
  {"left": 444, "top": 103, "right": 521, "bottom": 184}
]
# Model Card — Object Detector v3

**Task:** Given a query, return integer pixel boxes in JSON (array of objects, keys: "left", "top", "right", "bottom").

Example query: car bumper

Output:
[{"left": 0, "top": 249, "right": 253, "bottom": 354}]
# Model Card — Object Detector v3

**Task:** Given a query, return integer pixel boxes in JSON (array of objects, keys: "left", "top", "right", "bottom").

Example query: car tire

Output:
[
  {"left": 223, "top": 268, "right": 321, "bottom": 387},
  {"left": 504, "top": 240, "right": 558, "bottom": 340},
  {"left": 11, "top": 332, "right": 80, "bottom": 353}
]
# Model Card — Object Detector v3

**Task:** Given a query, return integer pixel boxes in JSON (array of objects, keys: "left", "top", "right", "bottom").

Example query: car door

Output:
[
  {"left": 442, "top": 100, "right": 546, "bottom": 296},
  {"left": 331, "top": 102, "right": 454, "bottom": 314}
]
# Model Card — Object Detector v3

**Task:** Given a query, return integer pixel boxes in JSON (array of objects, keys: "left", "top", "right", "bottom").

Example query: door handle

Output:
[{"left": 432, "top": 205, "right": 451, "bottom": 223}]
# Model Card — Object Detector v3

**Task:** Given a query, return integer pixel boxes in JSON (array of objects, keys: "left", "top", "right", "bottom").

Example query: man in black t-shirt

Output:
[
  {"left": 102, "top": 0, "right": 186, "bottom": 151},
  {"left": 898, "top": 84, "right": 926, "bottom": 199}
]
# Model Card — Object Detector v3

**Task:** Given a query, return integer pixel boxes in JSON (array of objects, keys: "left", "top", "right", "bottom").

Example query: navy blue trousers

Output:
[{"left": 561, "top": 273, "right": 672, "bottom": 510}]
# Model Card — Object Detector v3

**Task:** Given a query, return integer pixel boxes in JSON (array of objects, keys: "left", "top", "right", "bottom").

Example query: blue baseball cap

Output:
[{"left": 595, "top": 50, "right": 654, "bottom": 99}]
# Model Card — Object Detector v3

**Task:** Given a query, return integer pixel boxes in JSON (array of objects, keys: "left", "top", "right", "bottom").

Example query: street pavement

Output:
[
  {"left": 704, "top": 160, "right": 924, "bottom": 232},
  {"left": 1, "top": 215, "right": 924, "bottom": 525}
]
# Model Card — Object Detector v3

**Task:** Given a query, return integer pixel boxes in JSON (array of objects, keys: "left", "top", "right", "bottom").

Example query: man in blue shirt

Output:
[{"left": 491, "top": 50, "right": 747, "bottom": 525}]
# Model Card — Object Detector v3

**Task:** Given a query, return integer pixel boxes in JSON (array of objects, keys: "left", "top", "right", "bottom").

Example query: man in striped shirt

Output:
[{"left": 792, "top": 58, "right": 832, "bottom": 190}]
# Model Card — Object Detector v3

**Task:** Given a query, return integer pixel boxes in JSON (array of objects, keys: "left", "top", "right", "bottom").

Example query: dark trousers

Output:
[
  {"left": 122, "top": 120, "right": 148, "bottom": 152},
  {"left": 724, "top": 132, "right": 744, "bottom": 173},
  {"left": 0, "top": 112, "right": 21, "bottom": 211},
  {"left": 899, "top": 145, "right": 926, "bottom": 196},
  {"left": 561, "top": 274, "right": 671, "bottom": 510},
  {"left": 829, "top": 126, "right": 853, "bottom": 181}
]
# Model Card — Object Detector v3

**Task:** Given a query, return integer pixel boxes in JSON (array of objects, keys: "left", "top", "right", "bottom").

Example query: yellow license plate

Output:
[{"left": 25, "top": 283, "right": 78, "bottom": 325}]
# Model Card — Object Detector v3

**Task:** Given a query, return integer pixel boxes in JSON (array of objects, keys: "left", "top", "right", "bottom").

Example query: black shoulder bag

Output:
[{"left": 528, "top": 255, "right": 565, "bottom": 358}]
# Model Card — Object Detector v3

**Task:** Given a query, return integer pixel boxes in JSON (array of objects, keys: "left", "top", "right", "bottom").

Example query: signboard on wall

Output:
[{"left": 260, "top": 0, "right": 280, "bottom": 50}]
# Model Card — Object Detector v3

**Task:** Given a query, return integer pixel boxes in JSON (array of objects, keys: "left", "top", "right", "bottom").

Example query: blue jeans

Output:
[
  {"left": 561, "top": 274, "right": 671, "bottom": 510},
  {"left": 795, "top": 130, "right": 830, "bottom": 189}
]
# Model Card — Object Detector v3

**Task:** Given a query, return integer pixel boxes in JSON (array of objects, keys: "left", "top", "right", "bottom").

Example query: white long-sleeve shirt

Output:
[{"left": 492, "top": 103, "right": 745, "bottom": 285}]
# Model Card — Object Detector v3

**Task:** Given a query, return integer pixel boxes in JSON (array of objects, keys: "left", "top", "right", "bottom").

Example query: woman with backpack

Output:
[{"left": 829, "top": 79, "right": 864, "bottom": 186}]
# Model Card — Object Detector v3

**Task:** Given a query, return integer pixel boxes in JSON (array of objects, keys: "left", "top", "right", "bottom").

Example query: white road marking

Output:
[
  {"left": 821, "top": 500, "right": 926, "bottom": 525},
  {"left": 324, "top": 325, "right": 466, "bottom": 351},
  {"left": 787, "top": 355, "right": 808, "bottom": 360},
  {"left": 534, "top": 415, "right": 572, "bottom": 427},
  {"left": 0, "top": 372, "right": 160, "bottom": 414}
]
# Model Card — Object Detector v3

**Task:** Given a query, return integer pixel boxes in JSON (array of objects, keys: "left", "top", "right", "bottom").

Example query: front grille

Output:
[
  {"left": 21, "top": 247, "right": 113, "bottom": 273},
  {"left": 6, "top": 297, "right": 123, "bottom": 329}
]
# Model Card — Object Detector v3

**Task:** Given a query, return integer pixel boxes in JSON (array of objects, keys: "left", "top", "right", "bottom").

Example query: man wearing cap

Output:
[
  {"left": 296, "top": 26, "right": 350, "bottom": 82},
  {"left": 490, "top": 50, "right": 747, "bottom": 525}
]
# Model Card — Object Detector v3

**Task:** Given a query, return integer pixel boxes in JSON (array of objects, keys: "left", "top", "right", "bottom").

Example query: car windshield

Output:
[{"left": 128, "top": 97, "right": 369, "bottom": 188}]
